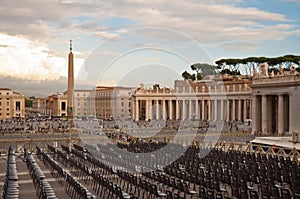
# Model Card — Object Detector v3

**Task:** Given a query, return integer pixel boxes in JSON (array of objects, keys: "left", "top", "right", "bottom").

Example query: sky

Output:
[{"left": 0, "top": 0, "right": 300, "bottom": 96}]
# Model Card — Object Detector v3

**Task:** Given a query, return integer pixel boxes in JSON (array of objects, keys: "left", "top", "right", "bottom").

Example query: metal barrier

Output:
[{"left": 0, "top": 132, "right": 298, "bottom": 162}]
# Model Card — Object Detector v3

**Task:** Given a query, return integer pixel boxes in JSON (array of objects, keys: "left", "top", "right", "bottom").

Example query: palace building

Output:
[
  {"left": 0, "top": 88, "right": 25, "bottom": 119},
  {"left": 95, "top": 86, "right": 133, "bottom": 120}
]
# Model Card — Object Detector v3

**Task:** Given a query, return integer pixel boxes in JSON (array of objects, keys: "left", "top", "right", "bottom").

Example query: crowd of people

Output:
[{"left": 0, "top": 118, "right": 69, "bottom": 134}]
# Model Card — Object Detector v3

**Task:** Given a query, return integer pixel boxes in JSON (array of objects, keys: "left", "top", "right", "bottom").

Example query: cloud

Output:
[
  {"left": 280, "top": 0, "right": 300, "bottom": 2},
  {"left": 0, "top": 0, "right": 299, "bottom": 93},
  {"left": 0, "top": 0, "right": 297, "bottom": 45},
  {"left": 0, "top": 75, "right": 94, "bottom": 97},
  {"left": 0, "top": 33, "right": 85, "bottom": 80}
]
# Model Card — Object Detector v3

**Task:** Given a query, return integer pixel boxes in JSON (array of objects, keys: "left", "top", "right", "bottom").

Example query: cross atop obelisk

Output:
[
  {"left": 67, "top": 39, "right": 74, "bottom": 127},
  {"left": 69, "top": 39, "right": 72, "bottom": 52}
]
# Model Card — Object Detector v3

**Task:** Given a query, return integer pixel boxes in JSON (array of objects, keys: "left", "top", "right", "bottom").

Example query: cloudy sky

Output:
[{"left": 1, "top": 0, "right": 300, "bottom": 96}]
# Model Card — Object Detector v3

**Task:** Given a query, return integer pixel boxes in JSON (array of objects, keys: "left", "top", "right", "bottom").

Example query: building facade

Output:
[
  {"left": 73, "top": 89, "right": 96, "bottom": 118},
  {"left": 95, "top": 86, "right": 133, "bottom": 120},
  {"left": 47, "top": 93, "right": 68, "bottom": 117},
  {"left": 131, "top": 72, "right": 300, "bottom": 135},
  {"left": 251, "top": 74, "right": 300, "bottom": 135},
  {"left": 32, "top": 97, "right": 48, "bottom": 115},
  {"left": 132, "top": 76, "right": 252, "bottom": 123},
  {"left": 0, "top": 88, "right": 25, "bottom": 119}
]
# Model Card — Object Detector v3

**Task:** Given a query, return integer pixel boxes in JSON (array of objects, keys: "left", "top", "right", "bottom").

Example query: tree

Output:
[
  {"left": 190, "top": 63, "right": 218, "bottom": 78},
  {"left": 215, "top": 54, "right": 300, "bottom": 76},
  {"left": 25, "top": 98, "right": 33, "bottom": 108},
  {"left": 182, "top": 71, "right": 195, "bottom": 80}
]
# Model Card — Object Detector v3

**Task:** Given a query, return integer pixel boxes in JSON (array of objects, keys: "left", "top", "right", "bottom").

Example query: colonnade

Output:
[
  {"left": 252, "top": 94, "right": 289, "bottom": 135},
  {"left": 132, "top": 98, "right": 251, "bottom": 122}
]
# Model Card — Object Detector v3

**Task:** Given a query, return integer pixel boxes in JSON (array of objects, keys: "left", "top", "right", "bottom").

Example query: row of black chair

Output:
[
  {"left": 25, "top": 149, "right": 57, "bottom": 199},
  {"left": 38, "top": 146, "right": 96, "bottom": 199},
  {"left": 2, "top": 147, "right": 19, "bottom": 199}
]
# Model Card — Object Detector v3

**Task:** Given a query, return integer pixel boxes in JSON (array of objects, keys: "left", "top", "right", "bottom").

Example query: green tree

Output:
[
  {"left": 190, "top": 63, "right": 218, "bottom": 78},
  {"left": 182, "top": 71, "right": 195, "bottom": 80},
  {"left": 25, "top": 98, "right": 33, "bottom": 107}
]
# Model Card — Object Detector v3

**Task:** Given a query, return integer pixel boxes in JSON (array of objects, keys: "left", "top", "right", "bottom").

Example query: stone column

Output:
[
  {"left": 182, "top": 100, "right": 186, "bottom": 120},
  {"left": 135, "top": 100, "right": 139, "bottom": 121},
  {"left": 176, "top": 100, "right": 179, "bottom": 120},
  {"left": 214, "top": 99, "right": 218, "bottom": 121},
  {"left": 201, "top": 100, "right": 205, "bottom": 120},
  {"left": 189, "top": 100, "right": 192, "bottom": 119},
  {"left": 249, "top": 99, "right": 252, "bottom": 119},
  {"left": 238, "top": 99, "right": 242, "bottom": 121},
  {"left": 149, "top": 100, "right": 152, "bottom": 120},
  {"left": 207, "top": 100, "right": 211, "bottom": 121},
  {"left": 169, "top": 100, "right": 173, "bottom": 120},
  {"left": 252, "top": 96, "right": 257, "bottom": 134},
  {"left": 243, "top": 99, "right": 247, "bottom": 121},
  {"left": 132, "top": 99, "right": 135, "bottom": 120},
  {"left": 156, "top": 100, "right": 160, "bottom": 120},
  {"left": 145, "top": 99, "right": 149, "bottom": 121},
  {"left": 232, "top": 99, "right": 236, "bottom": 121},
  {"left": 226, "top": 100, "right": 230, "bottom": 122},
  {"left": 278, "top": 94, "right": 284, "bottom": 135},
  {"left": 162, "top": 100, "right": 166, "bottom": 120},
  {"left": 195, "top": 100, "right": 199, "bottom": 119},
  {"left": 262, "top": 95, "right": 268, "bottom": 134},
  {"left": 220, "top": 100, "right": 224, "bottom": 121}
]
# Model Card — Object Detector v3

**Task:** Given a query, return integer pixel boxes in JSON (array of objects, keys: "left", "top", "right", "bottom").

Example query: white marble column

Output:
[
  {"left": 251, "top": 96, "right": 257, "bottom": 134},
  {"left": 220, "top": 100, "right": 224, "bottom": 121},
  {"left": 135, "top": 100, "right": 139, "bottom": 121},
  {"left": 145, "top": 99, "right": 149, "bottom": 121},
  {"left": 132, "top": 99, "right": 135, "bottom": 120},
  {"left": 238, "top": 99, "right": 242, "bottom": 121},
  {"left": 149, "top": 100, "right": 152, "bottom": 120},
  {"left": 182, "top": 100, "right": 186, "bottom": 120},
  {"left": 249, "top": 99, "right": 252, "bottom": 119},
  {"left": 232, "top": 99, "right": 236, "bottom": 121},
  {"left": 201, "top": 100, "right": 205, "bottom": 120},
  {"left": 189, "top": 100, "right": 193, "bottom": 119},
  {"left": 262, "top": 95, "right": 268, "bottom": 134},
  {"left": 176, "top": 100, "right": 179, "bottom": 120},
  {"left": 156, "top": 100, "right": 160, "bottom": 120},
  {"left": 207, "top": 100, "right": 211, "bottom": 121},
  {"left": 169, "top": 100, "right": 173, "bottom": 120},
  {"left": 162, "top": 100, "right": 166, "bottom": 120},
  {"left": 226, "top": 100, "right": 230, "bottom": 122},
  {"left": 195, "top": 100, "right": 199, "bottom": 119},
  {"left": 243, "top": 99, "right": 247, "bottom": 121},
  {"left": 278, "top": 94, "right": 284, "bottom": 135},
  {"left": 214, "top": 100, "right": 218, "bottom": 121}
]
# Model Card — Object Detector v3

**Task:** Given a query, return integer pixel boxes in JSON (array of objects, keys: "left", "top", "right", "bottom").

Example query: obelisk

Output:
[{"left": 67, "top": 40, "right": 74, "bottom": 127}]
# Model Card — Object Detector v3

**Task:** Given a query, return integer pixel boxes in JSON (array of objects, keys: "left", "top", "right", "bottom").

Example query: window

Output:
[
  {"left": 7, "top": 101, "right": 9, "bottom": 106},
  {"left": 61, "top": 101, "right": 66, "bottom": 111},
  {"left": 16, "top": 101, "right": 20, "bottom": 111},
  {"left": 121, "top": 102, "right": 124, "bottom": 107}
]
